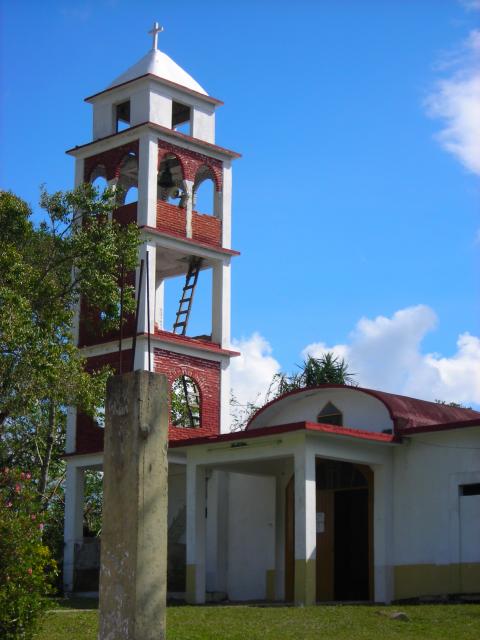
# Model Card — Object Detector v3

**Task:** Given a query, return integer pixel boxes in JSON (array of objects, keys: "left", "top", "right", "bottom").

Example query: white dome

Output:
[{"left": 108, "top": 49, "right": 207, "bottom": 95}]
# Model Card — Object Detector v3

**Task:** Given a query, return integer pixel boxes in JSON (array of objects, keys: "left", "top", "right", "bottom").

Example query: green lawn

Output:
[{"left": 36, "top": 600, "right": 480, "bottom": 640}]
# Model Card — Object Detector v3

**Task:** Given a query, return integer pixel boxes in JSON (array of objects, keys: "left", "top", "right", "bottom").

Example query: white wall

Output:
[
  {"left": 250, "top": 388, "right": 393, "bottom": 433},
  {"left": 227, "top": 473, "right": 275, "bottom": 601},
  {"left": 392, "top": 427, "right": 480, "bottom": 568}
]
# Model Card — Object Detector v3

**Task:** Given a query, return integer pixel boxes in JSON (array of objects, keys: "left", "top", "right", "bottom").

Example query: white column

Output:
[
  {"left": 212, "top": 260, "right": 231, "bottom": 348},
  {"left": 219, "top": 360, "right": 231, "bottom": 434},
  {"left": 136, "top": 242, "right": 156, "bottom": 342},
  {"left": 65, "top": 407, "right": 77, "bottom": 454},
  {"left": 63, "top": 463, "right": 85, "bottom": 593},
  {"left": 274, "top": 473, "right": 286, "bottom": 601},
  {"left": 373, "top": 463, "right": 394, "bottom": 603},
  {"left": 154, "top": 278, "right": 165, "bottom": 331},
  {"left": 138, "top": 133, "right": 158, "bottom": 227},
  {"left": 185, "top": 179, "right": 194, "bottom": 238},
  {"left": 205, "top": 471, "right": 229, "bottom": 595},
  {"left": 74, "top": 157, "right": 85, "bottom": 188},
  {"left": 294, "top": 443, "right": 316, "bottom": 605},
  {"left": 186, "top": 462, "right": 206, "bottom": 604},
  {"left": 221, "top": 161, "right": 232, "bottom": 249}
]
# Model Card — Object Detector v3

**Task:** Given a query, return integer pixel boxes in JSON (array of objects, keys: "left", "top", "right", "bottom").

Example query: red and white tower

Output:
[{"left": 63, "top": 23, "right": 240, "bottom": 593}]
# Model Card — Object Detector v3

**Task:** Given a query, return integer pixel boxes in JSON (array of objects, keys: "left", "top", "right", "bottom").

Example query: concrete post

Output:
[
  {"left": 186, "top": 462, "right": 206, "bottom": 603},
  {"left": 98, "top": 371, "right": 168, "bottom": 640},
  {"left": 294, "top": 445, "right": 316, "bottom": 605},
  {"left": 63, "top": 463, "right": 85, "bottom": 593}
]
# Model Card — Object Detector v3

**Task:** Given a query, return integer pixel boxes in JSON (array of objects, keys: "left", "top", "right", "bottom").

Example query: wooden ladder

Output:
[{"left": 173, "top": 258, "right": 202, "bottom": 336}]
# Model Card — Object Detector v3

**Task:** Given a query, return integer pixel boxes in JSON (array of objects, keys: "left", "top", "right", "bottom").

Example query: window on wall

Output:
[
  {"left": 317, "top": 402, "right": 343, "bottom": 426},
  {"left": 460, "top": 483, "right": 480, "bottom": 496},
  {"left": 172, "top": 101, "right": 191, "bottom": 135},
  {"left": 171, "top": 376, "right": 200, "bottom": 428},
  {"left": 115, "top": 100, "right": 131, "bottom": 132}
]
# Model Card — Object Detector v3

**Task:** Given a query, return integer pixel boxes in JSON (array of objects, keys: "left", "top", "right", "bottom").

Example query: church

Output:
[{"left": 63, "top": 25, "right": 480, "bottom": 605}]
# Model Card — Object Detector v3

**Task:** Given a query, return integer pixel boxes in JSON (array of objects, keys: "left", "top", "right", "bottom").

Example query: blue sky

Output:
[{"left": 1, "top": 1, "right": 479, "bottom": 406}]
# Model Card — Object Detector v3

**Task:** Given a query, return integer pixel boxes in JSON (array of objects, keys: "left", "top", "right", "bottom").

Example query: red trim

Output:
[
  {"left": 399, "top": 418, "right": 480, "bottom": 435},
  {"left": 66, "top": 122, "right": 241, "bottom": 159},
  {"left": 150, "top": 330, "right": 240, "bottom": 357},
  {"left": 64, "top": 419, "right": 399, "bottom": 457},
  {"left": 85, "top": 73, "right": 223, "bottom": 106},
  {"left": 169, "top": 420, "right": 401, "bottom": 449},
  {"left": 140, "top": 224, "right": 240, "bottom": 256}
]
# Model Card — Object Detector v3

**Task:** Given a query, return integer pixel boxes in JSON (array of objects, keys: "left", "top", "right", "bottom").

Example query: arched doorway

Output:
[{"left": 285, "top": 459, "right": 373, "bottom": 602}]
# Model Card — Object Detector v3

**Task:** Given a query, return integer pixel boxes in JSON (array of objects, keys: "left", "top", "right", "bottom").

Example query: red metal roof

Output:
[{"left": 246, "top": 384, "right": 480, "bottom": 434}]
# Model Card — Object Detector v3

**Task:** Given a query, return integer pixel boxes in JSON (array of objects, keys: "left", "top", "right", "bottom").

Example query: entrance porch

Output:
[{"left": 177, "top": 423, "right": 397, "bottom": 605}]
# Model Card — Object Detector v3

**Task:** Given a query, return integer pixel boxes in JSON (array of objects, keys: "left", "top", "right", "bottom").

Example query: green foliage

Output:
[
  {"left": 0, "top": 468, "right": 57, "bottom": 639},
  {"left": 0, "top": 186, "right": 140, "bottom": 582}
]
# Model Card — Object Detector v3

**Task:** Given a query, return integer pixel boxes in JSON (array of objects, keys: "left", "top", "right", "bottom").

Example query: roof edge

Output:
[{"left": 85, "top": 73, "right": 223, "bottom": 106}]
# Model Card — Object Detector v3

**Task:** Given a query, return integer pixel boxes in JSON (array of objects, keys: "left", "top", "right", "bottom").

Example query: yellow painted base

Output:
[
  {"left": 185, "top": 564, "right": 196, "bottom": 603},
  {"left": 294, "top": 559, "right": 316, "bottom": 605},
  {"left": 266, "top": 569, "right": 276, "bottom": 600},
  {"left": 394, "top": 563, "right": 480, "bottom": 600}
]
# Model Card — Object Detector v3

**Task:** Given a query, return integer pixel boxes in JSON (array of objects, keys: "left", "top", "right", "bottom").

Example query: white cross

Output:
[{"left": 148, "top": 21, "right": 163, "bottom": 51}]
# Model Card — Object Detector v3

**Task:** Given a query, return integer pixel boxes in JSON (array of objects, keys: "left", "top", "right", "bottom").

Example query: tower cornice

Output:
[{"left": 66, "top": 122, "right": 241, "bottom": 160}]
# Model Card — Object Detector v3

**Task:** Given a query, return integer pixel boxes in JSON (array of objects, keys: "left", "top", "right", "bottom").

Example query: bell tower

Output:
[{"left": 66, "top": 23, "right": 240, "bottom": 457}]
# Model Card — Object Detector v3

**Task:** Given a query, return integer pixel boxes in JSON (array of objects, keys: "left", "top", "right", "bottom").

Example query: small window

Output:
[
  {"left": 171, "top": 375, "right": 200, "bottom": 428},
  {"left": 172, "top": 101, "right": 191, "bottom": 135},
  {"left": 460, "top": 483, "right": 480, "bottom": 496},
  {"left": 317, "top": 402, "right": 343, "bottom": 426},
  {"left": 116, "top": 101, "right": 131, "bottom": 132}
]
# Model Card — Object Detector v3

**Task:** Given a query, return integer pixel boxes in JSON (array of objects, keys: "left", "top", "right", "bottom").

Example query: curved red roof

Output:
[{"left": 246, "top": 384, "right": 480, "bottom": 434}]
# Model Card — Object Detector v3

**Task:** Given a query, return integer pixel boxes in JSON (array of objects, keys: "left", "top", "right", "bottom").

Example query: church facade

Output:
[{"left": 63, "top": 27, "right": 480, "bottom": 605}]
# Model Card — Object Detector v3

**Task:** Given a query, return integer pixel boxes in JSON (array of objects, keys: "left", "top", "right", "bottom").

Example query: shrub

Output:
[{"left": 0, "top": 468, "right": 57, "bottom": 639}]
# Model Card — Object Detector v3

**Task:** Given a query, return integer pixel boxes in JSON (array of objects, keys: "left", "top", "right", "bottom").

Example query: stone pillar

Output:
[
  {"left": 186, "top": 462, "right": 206, "bottom": 604},
  {"left": 294, "top": 446, "right": 316, "bottom": 605},
  {"left": 99, "top": 371, "right": 168, "bottom": 640},
  {"left": 63, "top": 463, "right": 85, "bottom": 593}
]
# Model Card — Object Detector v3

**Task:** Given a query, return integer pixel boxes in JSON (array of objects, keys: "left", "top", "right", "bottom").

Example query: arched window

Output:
[
  {"left": 171, "top": 376, "right": 201, "bottom": 428},
  {"left": 317, "top": 402, "right": 343, "bottom": 426},
  {"left": 193, "top": 165, "right": 216, "bottom": 215},
  {"left": 158, "top": 155, "right": 186, "bottom": 206}
]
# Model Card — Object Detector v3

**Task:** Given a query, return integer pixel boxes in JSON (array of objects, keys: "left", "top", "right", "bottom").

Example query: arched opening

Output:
[
  {"left": 90, "top": 166, "right": 108, "bottom": 194},
  {"left": 193, "top": 165, "right": 216, "bottom": 216},
  {"left": 158, "top": 155, "right": 187, "bottom": 206},
  {"left": 317, "top": 402, "right": 343, "bottom": 426},
  {"left": 116, "top": 152, "right": 138, "bottom": 205},
  {"left": 171, "top": 375, "right": 201, "bottom": 428}
]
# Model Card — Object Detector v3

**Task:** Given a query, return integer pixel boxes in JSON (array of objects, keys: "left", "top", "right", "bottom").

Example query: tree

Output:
[
  {"left": 0, "top": 186, "right": 139, "bottom": 513},
  {"left": 231, "top": 352, "right": 355, "bottom": 430}
]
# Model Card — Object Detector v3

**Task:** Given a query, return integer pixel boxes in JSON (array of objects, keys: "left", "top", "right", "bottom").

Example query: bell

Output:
[{"left": 158, "top": 162, "right": 175, "bottom": 190}]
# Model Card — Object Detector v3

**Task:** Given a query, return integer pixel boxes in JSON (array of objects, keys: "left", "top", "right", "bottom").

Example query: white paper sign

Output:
[{"left": 316, "top": 512, "right": 325, "bottom": 533}]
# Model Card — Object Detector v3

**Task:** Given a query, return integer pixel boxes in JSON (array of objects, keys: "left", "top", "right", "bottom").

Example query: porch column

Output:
[
  {"left": 274, "top": 473, "right": 286, "bottom": 601},
  {"left": 63, "top": 463, "right": 85, "bottom": 593},
  {"left": 186, "top": 463, "right": 206, "bottom": 603},
  {"left": 294, "top": 445, "right": 316, "bottom": 605}
]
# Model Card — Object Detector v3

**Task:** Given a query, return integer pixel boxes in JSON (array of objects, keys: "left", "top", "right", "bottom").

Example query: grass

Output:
[{"left": 36, "top": 600, "right": 480, "bottom": 640}]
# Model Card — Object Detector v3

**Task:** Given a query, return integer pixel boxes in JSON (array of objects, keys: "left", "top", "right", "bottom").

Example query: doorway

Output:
[{"left": 285, "top": 459, "right": 373, "bottom": 602}]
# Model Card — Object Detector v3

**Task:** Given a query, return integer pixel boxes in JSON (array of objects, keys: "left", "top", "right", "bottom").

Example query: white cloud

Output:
[
  {"left": 230, "top": 332, "right": 281, "bottom": 407},
  {"left": 426, "top": 30, "right": 480, "bottom": 176},
  {"left": 302, "top": 305, "right": 480, "bottom": 406},
  {"left": 460, "top": 0, "right": 480, "bottom": 11}
]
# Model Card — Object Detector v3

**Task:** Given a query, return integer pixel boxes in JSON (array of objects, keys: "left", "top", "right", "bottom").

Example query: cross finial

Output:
[{"left": 148, "top": 21, "right": 163, "bottom": 51}]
